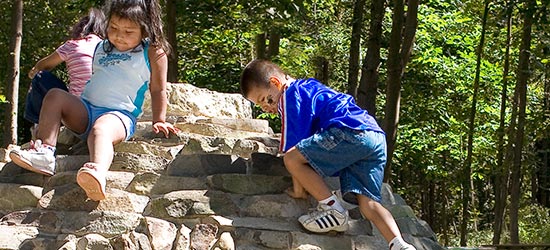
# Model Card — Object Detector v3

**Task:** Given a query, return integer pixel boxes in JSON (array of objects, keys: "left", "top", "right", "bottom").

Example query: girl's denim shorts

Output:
[
  {"left": 75, "top": 99, "right": 137, "bottom": 141},
  {"left": 295, "top": 126, "right": 387, "bottom": 204}
]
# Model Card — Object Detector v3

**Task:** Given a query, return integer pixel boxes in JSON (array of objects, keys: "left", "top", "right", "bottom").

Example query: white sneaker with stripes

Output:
[{"left": 298, "top": 203, "right": 349, "bottom": 233}]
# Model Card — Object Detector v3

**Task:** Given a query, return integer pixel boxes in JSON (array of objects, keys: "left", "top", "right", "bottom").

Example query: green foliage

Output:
[
  {"left": 257, "top": 111, "right": 281, "bottom": 133},
  {"left": 516, "top": 203, "right": 550, "bottom": 243},
  {"left": 2, "top": 0, "right": 550, "bottom": 247},
  {"left": 444, "top": 203, "right": 550, "bottom": 246}
]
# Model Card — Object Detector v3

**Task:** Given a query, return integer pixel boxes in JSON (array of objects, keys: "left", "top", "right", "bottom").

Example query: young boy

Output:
[{"left": 240, "top": 59, "right": 416, "bottom": 250}]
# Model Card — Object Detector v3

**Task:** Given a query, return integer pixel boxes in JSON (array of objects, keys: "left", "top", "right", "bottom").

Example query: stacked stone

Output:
[{"left": 0, "top": 83, "right": 443, "bottom": 250}]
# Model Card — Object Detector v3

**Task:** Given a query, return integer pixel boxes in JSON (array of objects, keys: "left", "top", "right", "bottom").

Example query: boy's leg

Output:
[
  {"left": 284, "top": 147, "right": 332, "bottom": 201},
  {"left": 357, "top": 194, "right": 401, "bottom": 241},
  {"left": 285, "top": 176, "right": 309, "bottom": 199},
  {"left": 358, "top": 195, "right": 416, "bottom": 250},
  {"left": 284, "top": 147, "right": 349, "bottom": 233}
]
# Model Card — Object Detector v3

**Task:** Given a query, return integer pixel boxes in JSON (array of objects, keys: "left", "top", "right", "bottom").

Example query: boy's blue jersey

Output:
[{"left": 278, "top": 78, "right": 384, "bottom": 152}]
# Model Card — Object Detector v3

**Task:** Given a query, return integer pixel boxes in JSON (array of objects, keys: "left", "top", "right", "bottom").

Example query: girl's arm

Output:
[
  {"left": 29, "top": 51, "right": 64, "bottom": 79},
  {"left": 148, "top": 46, "right": 178, "bottom": 137}
]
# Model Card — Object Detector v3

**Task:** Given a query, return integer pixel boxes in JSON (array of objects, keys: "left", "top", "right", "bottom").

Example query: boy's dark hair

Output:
[
  {"left": 240, "top": 59, "right": 285, "bottom": 97},
  {"left": 70, "top": 8, "right": 106, "bottom": 39},
  {"left": 103, "top": 0, "right": 171, "bottom": 54}
]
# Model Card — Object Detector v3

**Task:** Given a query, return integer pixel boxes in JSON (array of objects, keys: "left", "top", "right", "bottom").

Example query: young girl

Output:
[
  {"left": 10, "top": 0, "right": 178, "bottom": 201},
  {"left": 25, "top": 8, "right": 105, "bottom": 134}
]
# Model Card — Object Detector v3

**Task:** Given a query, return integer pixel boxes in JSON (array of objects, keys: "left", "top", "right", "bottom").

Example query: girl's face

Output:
[{"left": 107, "top": 14, "right": 143, "bottom": 51}]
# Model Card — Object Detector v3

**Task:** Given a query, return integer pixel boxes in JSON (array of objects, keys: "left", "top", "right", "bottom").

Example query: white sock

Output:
[
  {"left": 319, "top": 194, "right": 346, "bottom": 213},
  {"left": 389, "top": 236, "right": 413, "bottom": 250}
]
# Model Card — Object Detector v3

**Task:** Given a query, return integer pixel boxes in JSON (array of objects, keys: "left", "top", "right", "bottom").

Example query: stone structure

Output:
[{"left": 0, "top": 83, "right": 444, "bottom": 250}]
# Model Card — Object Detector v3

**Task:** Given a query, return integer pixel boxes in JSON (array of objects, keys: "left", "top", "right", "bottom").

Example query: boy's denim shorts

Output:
[
  {"left": 295, "top": 126, "right": 387, "bottom": 204},
  {"left": 75, "top": 99, "right": 137, "bottom": 141}
]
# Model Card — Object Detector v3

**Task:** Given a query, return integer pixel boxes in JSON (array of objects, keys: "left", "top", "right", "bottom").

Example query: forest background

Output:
[{"left": 0, "top": 0, "right": 549, "bottom": 248}]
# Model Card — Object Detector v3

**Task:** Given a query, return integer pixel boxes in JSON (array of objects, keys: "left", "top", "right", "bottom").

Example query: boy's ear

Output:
[{"left": 269, "top": 76, "right": 282, "bottom": 88}]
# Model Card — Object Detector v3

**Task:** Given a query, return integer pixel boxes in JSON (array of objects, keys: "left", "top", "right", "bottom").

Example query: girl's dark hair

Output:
[
  {"left": 103, "top": 0, "right": 170, "bottom": 54},
  {"left": 70, "top": 8, "right": 106, "bottom": 39}
]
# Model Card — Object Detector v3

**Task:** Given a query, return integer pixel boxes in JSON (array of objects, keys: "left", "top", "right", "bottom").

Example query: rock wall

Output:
[{"left": 0, "top": 83, "right": 444, "bottom": 250}]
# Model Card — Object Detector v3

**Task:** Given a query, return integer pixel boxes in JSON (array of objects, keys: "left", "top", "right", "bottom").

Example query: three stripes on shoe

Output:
[{"left": 314, "top": 213, "right": 342, "bottom": 229}]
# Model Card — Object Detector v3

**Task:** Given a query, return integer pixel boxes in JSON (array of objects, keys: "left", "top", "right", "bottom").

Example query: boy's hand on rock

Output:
[{"left": 152, "top": 121, "right": 179, "bottom": 138}]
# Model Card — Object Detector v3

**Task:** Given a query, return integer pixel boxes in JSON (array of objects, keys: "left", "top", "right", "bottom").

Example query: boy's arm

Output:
[{"left": 148, "top": 46, "right": 178, "bottom": 137}]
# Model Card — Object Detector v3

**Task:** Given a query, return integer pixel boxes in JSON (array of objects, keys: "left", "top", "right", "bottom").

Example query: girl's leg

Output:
[
  {"left": 37, "top": 89, "right": 88, "bottom": 146},
  {"left": 77, "top": 113, "right": 127, "bottom": 201},
  {"left": 10, "top": 89, "right": 86, "bottom": 176},
  {"left": 86, "top": 113, "right": 127, "bottom": 171},
  {"left": 24, "top": 71, "right": 67, "bottom": 124}
]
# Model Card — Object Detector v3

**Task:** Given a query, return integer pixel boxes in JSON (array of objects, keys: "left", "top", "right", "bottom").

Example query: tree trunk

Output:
[
  {"left": 347, "top": 0, "right": 366, "bottom": 98},
  {"left": 383, "top": 0, "right": 404, "bottom": 183},
  {"left": 314, "top": 56, "right": 330, "bottom": 84},
  {"left": 441, "top": 152, "right": 450, "bottom": 246},
  {"left": 537, "top": 51, "right": 550, "bottom": 207},
  {"left": 493, "top": 2, "right": 513, "bottom": 244},
  {"left": 267, "top": 29, "right": 280, "bottom": 59},
  {"left": 460, "top": 0, "right": 490, "bottom": 245},
  {"left": 255, "top": 33, "right": 267, "bottom": 59},
  {"left": 510, "top": 0, "right": 535, "bottom": 243},
  {"left": 357, "top": 0, "right": 385, "bottom": 117},
  {"left": 3, "top": 0, "right": 23, "bottom": 147},
  {"left": 166, "top": 0, "right": 178, "bottom": 83},
  {"left": 383, "top": 0, "right": 419, "bottom": 183}
]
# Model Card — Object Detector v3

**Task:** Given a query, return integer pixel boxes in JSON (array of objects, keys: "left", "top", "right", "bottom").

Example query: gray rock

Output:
[
  {"left": 207, "top": 174, "right": 292, "bottom": 195},
  {"left": 0, "top": 183, "right": 43, "bottom": 211},
  {"left": 166, "top": 154, "right": 247, "bottom": 177}
]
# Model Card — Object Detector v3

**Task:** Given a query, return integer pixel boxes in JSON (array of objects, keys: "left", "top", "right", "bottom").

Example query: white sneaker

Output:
[
  {"left": 390, "top": 242, "right": 417, "bottom": 250},
  {"left": 298, "top": 203, "right": 349, "bottom": 233},
  {"left": 389, "top": 237, "right": 416, "bottom": 250},
  {"left": 404, "top": 245, "right": 417, "bottom": 250},
  {"left": 9, "top": 140, "right": 55, "bottom": 176}
]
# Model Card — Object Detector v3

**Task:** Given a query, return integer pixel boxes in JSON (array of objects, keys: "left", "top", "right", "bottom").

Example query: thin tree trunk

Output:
[
  {"left": 347, "top": 0, "right": 366, "bottom": 97},
  {"left": 539, "top": 54, "right": 550, "bottom": 207},
  {"left": 399, "top": 0, "right": 418, "bottom": 74},
  {"left": 255, "top": 33, "right": 266, "bottom": 59},
  {"left": 383, "top": 0, "right": 419, "bottom": 183},
  {"left": 503, "top": 67, "right": 520, "bottom": 247},
  {"left": 443, "top": 187, "right": 450, "bottom": 246},
  {"left": 493, "top": 2, "right": 513, "bottom": 244},
  {"left": 441, "top": 152, "right": 450, "bottom": 246},
  {"left": 383, "top": 0, "right": 404, "bottom": 184},
  {"left": 166, "top": 0, "right": 178, "bottom": 83},
  {"left": 267, "top": 29, "right": 280, "bottom": 59},
  {"left": 3, "top": 0, "right": 23, "bottom": 147},
  {"left": 460, "top": 1, "right": 490, "bottom": 245},
  {"left": 510, "top": 0, "right": 535, "bottom": 243},
  {"left": 314, "top": 56, "right": 330, "bottom": 84},
  {"left": 357, "top": 0, "right": 385, "bottom": 117}
]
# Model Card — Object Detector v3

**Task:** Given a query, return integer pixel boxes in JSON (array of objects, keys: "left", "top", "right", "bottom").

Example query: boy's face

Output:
[{"left": 246, "top": 77, "right": 283, "bottom": 114}]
